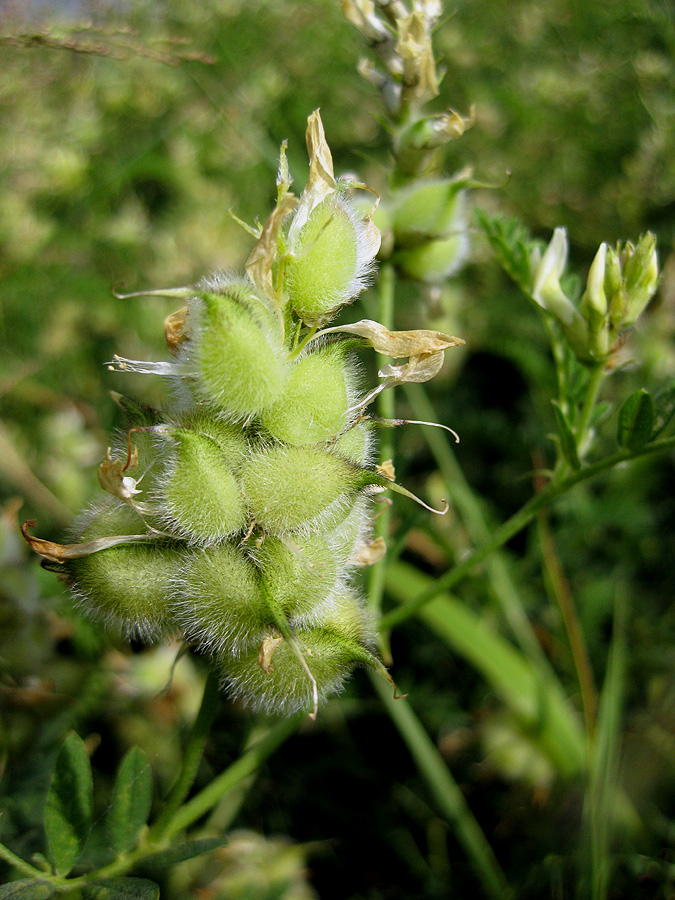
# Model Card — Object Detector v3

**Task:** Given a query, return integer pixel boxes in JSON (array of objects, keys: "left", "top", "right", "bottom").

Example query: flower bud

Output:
[
  {"left": 260, "top": 342, "right": 357, "bottom": 446},
  {"left": 618, "top": 232, "right": 659, "bottom": 327},
  {"left": 241, "top": 445, "right": 378, "bottom": 535},
  {"left": 284, "top": 194, "right": 377, "bottom": 323},
  {"left": 193, "top": 277, "right": 288, "bottom": 418},
  {"left": 580, "top": 243, "right": 610, "bottom": 360},
  {"left": 69, "top": 502, "right": 180, "bottom": 641},
  {"left": 159, "top": 428, "right": 247, "bottom": 544}
]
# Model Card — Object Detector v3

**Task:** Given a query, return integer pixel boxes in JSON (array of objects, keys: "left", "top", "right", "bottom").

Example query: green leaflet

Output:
[
  {"left": 44, "top": 732, "right": 93, "bottom": 877},
  {"left": 106, "top": 747, "right": 153, "bottom": 856}
]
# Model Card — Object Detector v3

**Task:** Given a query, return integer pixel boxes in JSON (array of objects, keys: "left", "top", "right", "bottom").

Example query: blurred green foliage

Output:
[{"left": 2, "top": 0, "right": 675, "bottom": 898}]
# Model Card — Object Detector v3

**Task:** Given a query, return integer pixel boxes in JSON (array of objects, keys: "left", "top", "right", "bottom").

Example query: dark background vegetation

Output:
[{"left": 1, "top": 1, "right": 675, "bottom": 897}]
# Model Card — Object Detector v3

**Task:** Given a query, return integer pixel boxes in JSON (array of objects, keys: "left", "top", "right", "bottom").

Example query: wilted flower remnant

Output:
[{"left": 23, "top": 111, "right": 463, "bottom": 717}]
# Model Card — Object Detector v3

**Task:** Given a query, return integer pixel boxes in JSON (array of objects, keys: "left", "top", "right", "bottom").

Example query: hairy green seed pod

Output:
[
  {"left": 247, "top": 532, "right": 339, "bottom": 619},
  {"left": 193, "top": 278, "right": 288, "bottom": 418},
  {"left": 159, "top": 428, "right": 247, "bottom": 544},
  {"left": 395, "top": 233, "right": 468, "bottom": 283},
  {"left": 260, "top": 342, "right": 357, "bottom": 446},
  {"left": 69, "top": 501, "right": 180, "bottom": 641},
  {"left": 325, "top": 494, "right": 372, "bottom": 566},
  {"left": 178, "top": 543, "right": 269, "bottom": 657},
  {"left": 285, "top": 196, "right": 374, "bottom": 323},
  {"left": 392, "top": 177, "right": 466, "bottom": 246},
  {"left": 241, "top": 444, "right": 377, "bottom": 535},
  {"left": 334, "top": 420, "right": 372, "bottom": 464}
]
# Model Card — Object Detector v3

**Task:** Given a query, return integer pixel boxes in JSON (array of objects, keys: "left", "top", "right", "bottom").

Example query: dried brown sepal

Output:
[
  {"left": 164, "top": 306, "right": 189, "bottom": 354},
  {"left": 377, "top": 459, "right": 396, "bottom": 482},
  {"left": 245, "top": 191, "right": 298, "bottom": 307},
  {"left": 21, "top": 520, "right": 151, "bottom": 564},
  {"left": 351, "top": 536, "right": 387, "bottom": 567},
  {"left": 258, "top": 632, "right": 285, "bottom": 674},
  {"left": 315, "top": 319, "right": 464, "bottom": 357}
]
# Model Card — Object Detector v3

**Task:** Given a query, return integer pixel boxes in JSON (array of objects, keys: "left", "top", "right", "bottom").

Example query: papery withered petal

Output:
[
  {"left": 258, "top": 632, "right": 285, "bottom": 674},
  {"left": 288, "top": 110, "right": 338, "bottom": 243},
  {"left": 245, "top": 192, "right": 298, "bottom": 306},
  {"left": 98, "top": 447, "right": 142, "bottom": 503},
  {"left": 376, "top": 459, "right": 396, "bottom": 482},
  {"left": 379, "top": 350, "right": 447, "bottom": 385},
  {"left": 351, "top": 536, "right": 387, "bottom": 567},
  {"left": 164, "top": 307, "right": 189, "bottom": 355},
  {"left": 316, "top": 319, "right": 464, "bottom": 356},
  {"left": 396, "top": 10, "right": 439, "bottom": 101},
  {"left": 21, "top": 520, "right": 151, "bottom": 564}
]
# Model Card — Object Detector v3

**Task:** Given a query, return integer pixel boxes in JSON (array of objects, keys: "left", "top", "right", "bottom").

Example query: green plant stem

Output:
[
  {"left": 381, "top": 435, "right": 675, "bottom": 630},
  {"left": 371, "top": 673, "right": 513, "bottom": 900},
  {"left": 404, "top": 382, "right": 548, "bottom": 668},
  {"left": 382, "top": 560, "right": 586, "bottom": 775},
  {"left": 575, "top": 363, "right": 605, "bottom": 457},
  {"left": 150, "top": 668, "right": 221, "bottom": 842},
  {"left": 0, "top": 840, "right": 46, "bottom": 881},
  {"left": 7, "top": 715, "right": 302, "bottom": 893},
  {"left": 537, "top": 508, "right": 597, "bottom": 737},
  {"left": 160, "top": 713, "right": 303, "bottom": 840}
]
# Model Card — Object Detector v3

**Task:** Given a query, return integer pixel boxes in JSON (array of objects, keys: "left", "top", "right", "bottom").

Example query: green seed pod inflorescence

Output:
[
  {"left": 192, "top": 276, "right": 288, "bottom": 418},
  {"left": 241, "top": 444, "right": 378, "bottom": 535},
  {"left": 260, "top": 341, "right": 359, "bottom": 446},
  {"left": 68, "top": 501, "right": 181, "bottom": 641},
  {"left": 284, "top": 195, "right": 376, "bottom": 323},
  {"left": 158, "top": 427, "right": 248, "bottom": 545}
]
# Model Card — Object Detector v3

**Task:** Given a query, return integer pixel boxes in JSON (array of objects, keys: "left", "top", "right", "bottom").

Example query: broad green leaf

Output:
[
  {"left": 551, "top": 400, "right": 580, "bottom": 469},
  {"left": 651, "top": 382, "right": 675, "bottom": 439},
  {"left": 0, "top": 881, "right": 53, "bottom": 899},
  {"left": 617, "top": 389, "right": 654, "bottom": 451},
  {"left": 44, "top": 732, "right": 94, "bottom": 876},
  {"left": 106, "top": 747, "right": 153, "bottom": 855},
  {"left": 144, "top": 836, "right": 228, "bottom": 868},
  {"left": 81, "top": 878, "right": 159, "bottom": 900}
]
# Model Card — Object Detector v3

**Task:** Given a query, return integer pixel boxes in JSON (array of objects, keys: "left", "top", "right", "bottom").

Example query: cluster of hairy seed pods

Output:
[{"left": 23, "top": 111, "right": 463, "bottom": 716}]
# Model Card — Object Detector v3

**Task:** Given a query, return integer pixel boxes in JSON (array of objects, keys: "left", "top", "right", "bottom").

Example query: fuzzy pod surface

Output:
[
  {"left": 241, "top": 444, "right": 377, "bottom": 535},
  {"left": 260, "top": 342, "right": 356, "bottom": 446},
  {"left": 285, "top": 196, "right": 371, "bottom": 323},
  {"left": 159, "top": 428, "right": 247, "bottom": 544},
  {"left": 194, "top": 282, "right": 288, "bottom": 417},
  {"left": 248, "top": 532, "right": 340, "bottom": 620},
  {"left": 178, "top": 543, "right": 270, "bottom": 657}
]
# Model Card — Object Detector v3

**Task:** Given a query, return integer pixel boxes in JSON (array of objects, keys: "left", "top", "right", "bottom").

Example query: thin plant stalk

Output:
[
  {"left": 151, "top": 668, "right": 221, "bottom": 842},
  {"left": 381, "top": 434, "right": 675, "bottom": 630},
  {"left": 371, "top": 672, "right": 513, "bottom": 900}
]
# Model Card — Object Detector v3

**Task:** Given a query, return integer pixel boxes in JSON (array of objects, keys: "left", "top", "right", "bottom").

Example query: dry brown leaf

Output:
[
  {"left": 351, "top": 536, "right": 387, "bottom": 567},
  {"left": 164, "top": 306, "right": 188, "bottom": 355}
]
